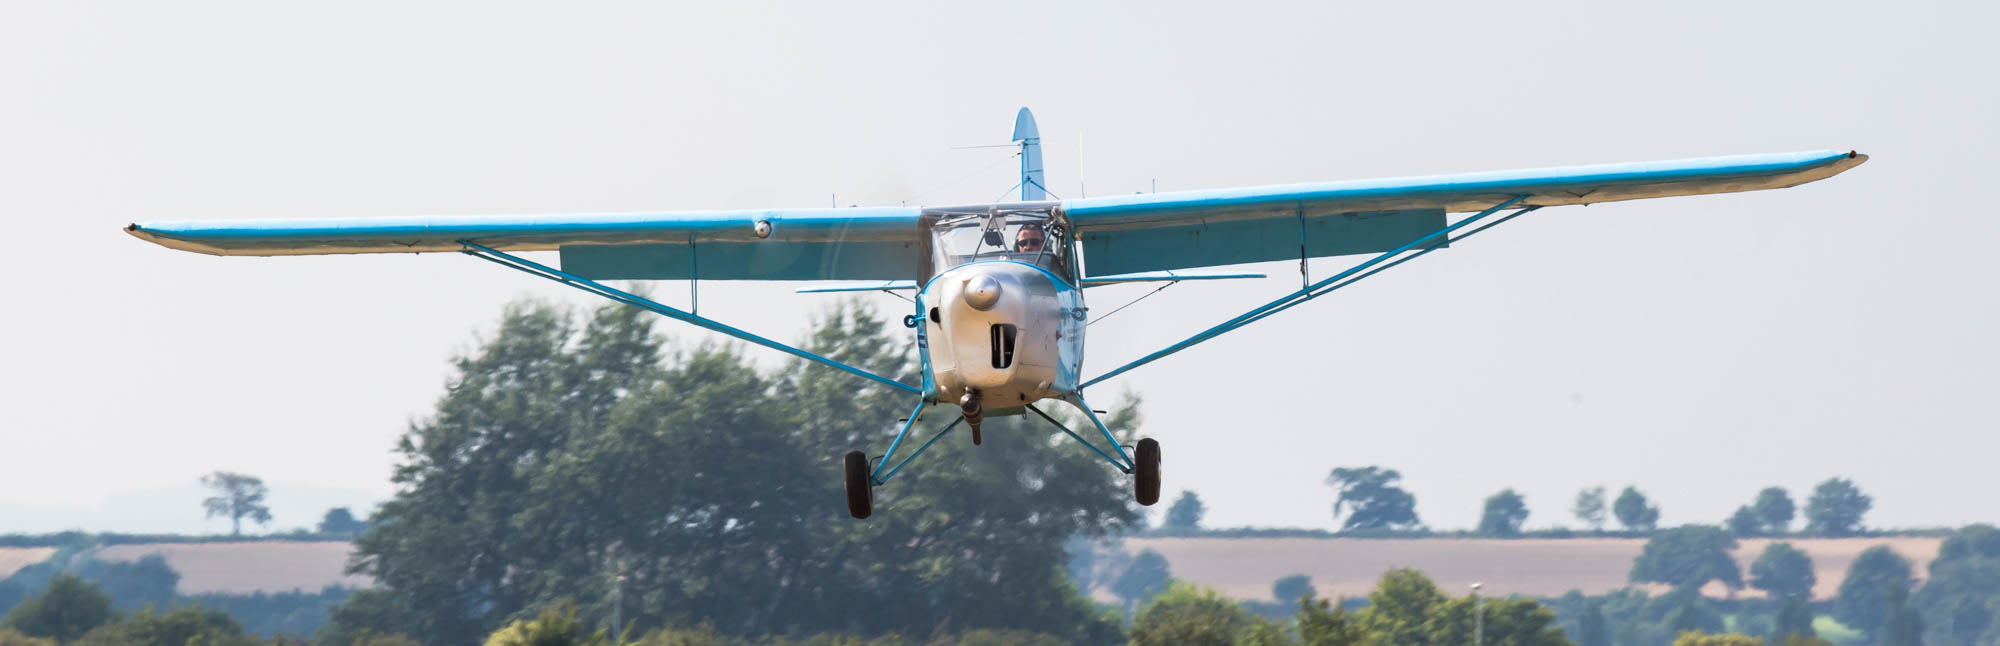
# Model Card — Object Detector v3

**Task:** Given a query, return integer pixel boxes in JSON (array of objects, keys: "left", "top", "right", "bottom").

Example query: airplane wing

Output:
[
  {"left": 127, "top": 150, "right": 1865, "bottom": 281},
  {"left": 127, "top": 207, "right": 924, "bottom": 281},
  {"left": 1064, "top": 150, "right": 1866, "bottom": 276}
]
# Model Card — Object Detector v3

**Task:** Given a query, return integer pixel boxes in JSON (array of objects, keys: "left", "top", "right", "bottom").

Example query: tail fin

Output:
[{"left": 1013, "top": 108, "right": 1046, "bottom": 201}]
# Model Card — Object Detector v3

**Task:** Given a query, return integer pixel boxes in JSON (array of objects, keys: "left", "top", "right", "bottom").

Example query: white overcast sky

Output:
[{"left": 2, "top": 1, "right": 1995, "bottom": 534}]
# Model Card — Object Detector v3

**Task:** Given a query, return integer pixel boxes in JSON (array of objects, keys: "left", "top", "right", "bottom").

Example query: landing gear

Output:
[
  {"left": 1134, "top": 438, "right": 1161, "bottom": 506},
  {"left": 844, "top": 450, "right": 873, "bottom": 519}
]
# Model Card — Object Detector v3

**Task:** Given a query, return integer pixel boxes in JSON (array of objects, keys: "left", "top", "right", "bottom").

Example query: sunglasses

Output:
[{"left": 1015, "top": 237, "right": 1045, "bottom": 250}]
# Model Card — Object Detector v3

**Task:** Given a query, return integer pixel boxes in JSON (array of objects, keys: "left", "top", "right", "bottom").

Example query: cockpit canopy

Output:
[{"left": 920, "top": 203, "right": 1073, "bottom": 283}]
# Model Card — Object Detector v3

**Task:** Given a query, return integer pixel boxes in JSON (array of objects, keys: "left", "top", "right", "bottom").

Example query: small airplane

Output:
[{"left": 128, "top": 109, "right": 1867, "bottom": 519}]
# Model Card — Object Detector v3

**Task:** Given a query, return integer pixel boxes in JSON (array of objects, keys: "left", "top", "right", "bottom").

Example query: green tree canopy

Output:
[
  {"left": 317, "top": 507, "right": 368, "bottom": 536},
  {"left": 1572, "top": 487, "right": 1607, "bottom": 532},
  {"left": 1670, "top": 631, "right": 1760, "bottom": 646},
  {"left": 0, "top": 573, "right": 112, "bottom": 643},
  {"left": 1629, "top": 525, "right": 1742, "bottom": 591},
  {"left": 0, "top": 629, "right": 54, "bottom": 646},
  {"left": 1878, "top": 582, "right": 1922, "bottom": 646},
  {"left": 1613, "top": 487, "right": 1660, "bottom": 532},
  {"left": 1294, "top": 594, "right": 1369, "bottom": 646},
  {"left": 1832, "top": 545, "right": 1912, "bottom": 639},
  {"left": 1273, "top": 574, "right": 1316, "bottom": 607},
  {"left": 482, "top": 603, "right": 608, "bottom": 646},
  {"left": 1358, "top": 568, "right": 1445, "bottom": 645},
  {"left": 1913, "top": 524, "right": 2000, "bottom": 646},
  {"left": 1772, "top": 593, "right": 1816, "bottom": 642},
  {"left": 1933, "top": 523, "right": 2000, "bottom": 571},
  {"left": 1749, "top": 542, "right": 1816, "bottom": 600},
  {"left": 1164, "top": 491, "right": 1206, "bottom": 530},
  {"left": 1113, "top": 550, "right": 1174, "bottom": 614},
  {"left": 1753, "top": 487, "right": 1796, "bottom": 535},
  {"left": 199, "top": 471, "right": 272, "bottom": 536},
  {"left": 1478, "top": 489, "right": 1529, "bottom": 537},
  {"left": 1425, "top": 594, "right": 1574, "bottom": 646},
  {"left": 1726, "top": 506, "right": 1762, "bottom": 537},
  {"left": 1128, "top": 582, "right": 1260, "bottom": 646},
  {"left": 1804, "top": 478, "right": 1871, "bottom": 537},
  {"left": 342, "top": 299, "right": 1135, "bottom": 645},
  {"left": 1326, "top": 466, "right": 1420, "bottom": 531},
  {"left": 73, "top": 606, "right": 250, "bottom": 646},
  {"left": 1575, "top": 600, "right": 1609, "bottom": 646}
]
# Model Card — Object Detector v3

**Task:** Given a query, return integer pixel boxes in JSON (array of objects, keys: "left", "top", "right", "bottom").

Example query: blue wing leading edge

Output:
[{"left": 127, "top": 150, "right": 1865, "bottom": 280}]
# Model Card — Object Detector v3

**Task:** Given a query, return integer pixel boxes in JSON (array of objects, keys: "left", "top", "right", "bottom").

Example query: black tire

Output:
[
  {"left": 1134, "top": 438, "right": 1161, "bottom": 506},
  {"left": 844, "top": 450, "right": 874, "bottom": 519}
]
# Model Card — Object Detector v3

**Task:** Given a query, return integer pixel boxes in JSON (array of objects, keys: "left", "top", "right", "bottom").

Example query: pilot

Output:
[{"left": 1013, "top": 226, "right": 1046, "bottom": 253}]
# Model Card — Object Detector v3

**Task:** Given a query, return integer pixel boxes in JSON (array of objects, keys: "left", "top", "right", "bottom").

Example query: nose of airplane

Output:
[{"left": 963, "top": 274, "right": 1002, "bottom": 310}]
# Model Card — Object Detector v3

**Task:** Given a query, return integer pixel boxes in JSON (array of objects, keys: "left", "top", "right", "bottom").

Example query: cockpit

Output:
[{"left": 921, "top": 203, "right": 1073, "bottom": 283}]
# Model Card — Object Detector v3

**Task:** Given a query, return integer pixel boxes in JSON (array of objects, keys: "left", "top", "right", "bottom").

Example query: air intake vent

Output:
[{"left": 990, "top": 324, "right": 1018, "bottom": 369}]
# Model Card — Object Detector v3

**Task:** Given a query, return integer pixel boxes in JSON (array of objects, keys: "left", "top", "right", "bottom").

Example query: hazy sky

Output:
[{"left": 3, "top": 1, "right": 1994, "bottom": 534}]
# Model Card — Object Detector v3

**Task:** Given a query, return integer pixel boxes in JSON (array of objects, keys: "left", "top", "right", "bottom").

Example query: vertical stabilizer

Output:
[{"left": 1013, "top": 108, "right": 1045, "bottom": 201}]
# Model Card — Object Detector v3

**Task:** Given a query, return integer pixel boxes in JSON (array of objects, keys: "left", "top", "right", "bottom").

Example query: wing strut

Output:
[
  {"left": 1081, "top": 195, "right": 1539, "bottom": 388},
  {"left": 459, "top": 241, "right": 920, "bottom": 395}
]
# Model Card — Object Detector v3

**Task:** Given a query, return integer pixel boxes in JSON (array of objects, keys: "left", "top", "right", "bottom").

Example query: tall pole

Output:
[{"left": 1472, "top": 582, "right": 1484, "bottom": 646}]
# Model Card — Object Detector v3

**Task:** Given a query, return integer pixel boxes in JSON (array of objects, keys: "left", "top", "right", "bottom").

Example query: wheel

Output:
[
  {"left": 844, "top": 450, "right": 874, "bottom": 519},
  {"left": 1134, "top": 438, "right": 1161, "bottom": 506}
]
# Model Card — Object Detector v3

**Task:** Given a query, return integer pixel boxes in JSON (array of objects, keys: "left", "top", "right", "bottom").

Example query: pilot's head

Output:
[{"left": 1014, "top": 227, "right": 1046, "bottom": 252}]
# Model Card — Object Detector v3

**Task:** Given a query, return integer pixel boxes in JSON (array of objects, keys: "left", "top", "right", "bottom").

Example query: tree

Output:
[
  {"left": 1670, "top": 632, "right": 1761, "bottom": 646},
  {"left": 0, "top": 629, "right": 54, "bottom": 646},
  {"left": 1358, "top": 568, "right": 1445, "bottom": 645},
  {"left": 1913, "top": 524, "right": 2000, "bottom": 646},
  {"left": 1273, "top": 575, "right": 1316, "bottom": 607},
  {"left": 1663, "top": 597, "right": 1726, "bottom": 636},
  {"left": 1933, "top": 523, "right": 2000, "bottom": 568},
  {"left": 200, "top": 471, "right": 272, "bottom": 536},
  {"left": 1753, "top": 487, "right": 1796, "bottom": 535},
  {"left": 1576, "top": 600, "right": 1609, "bottom": 646},
  {"left": 1164, "top": 491, "right": 1206, "bottom": 531},
  {"left": 1833, "top": 545, "right": 1913, "bottom": 639},
  {"left": 483, "top": 604, "right": 608, "bottom": 646},
  {"left": 1294, "top": 595, "right": 1368, "bottom": 646},
  {"left": 73, "top": 606, "right": 252, "bottom": 646},
  {"left": 1804, "top": 478, "right": 1871, "bottom": 537},
  {"left": 1749, "top": 542, "right": 1816, "bottom": 600},
  {"left": 1772, "top": 593, "right": 1816, "bottom": 642},
  {"left": 1726, "top": 506, "right": 1762, "bottom": 537},
  {"left": 0, "top": 573, "right": 113, "bottom": 643},
  {"left": 1613, "top": 486, "right": 1660, "bottom": 532},
  {"left": 1128, "top": 582, "right": 1258, "bottom": 646},
  {"left": 342, "top": 299, "right": 1135, "bottom": 645},
  {"left": 1113, "top": 550, "right": 1174, "bottom": 616},
  {"left": 1629, "top": 525, "right": 1742, "bottom": 592},
  {"left": 1573, "top": 487, "right": 1607, "bottom": 531},
  {"left": 1877, "top": 583, "right": 1922, "bottom": 646},
  {"left": 1326, "top": 466, "right": 1420, "bottom": 531},
  {"left": 317, "top": 508, "right": 368, "bottom": 536},
  {"left": 1478, "top": 489, "right": 1529, "bottom": 537},
  {"left": 1425, "top": 594, "right": 1574, "bottom": 646}
]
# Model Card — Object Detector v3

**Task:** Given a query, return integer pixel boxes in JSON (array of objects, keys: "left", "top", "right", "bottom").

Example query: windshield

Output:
[{"left": 929, "top": 210, "right": 1072, "bottom": 280}]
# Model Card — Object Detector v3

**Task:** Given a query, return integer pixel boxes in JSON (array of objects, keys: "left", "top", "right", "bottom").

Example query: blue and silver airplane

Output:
[{"left": 127, "top": 109, "right": 1867, "bottom": 518}]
